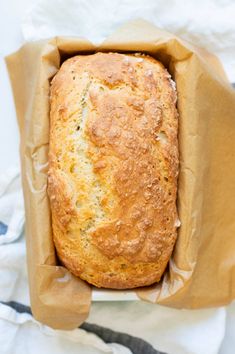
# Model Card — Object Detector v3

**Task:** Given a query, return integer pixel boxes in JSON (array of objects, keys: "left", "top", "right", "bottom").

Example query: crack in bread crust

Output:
[{"left": 48, "top": 52, "right": 179, "bottom": 289}]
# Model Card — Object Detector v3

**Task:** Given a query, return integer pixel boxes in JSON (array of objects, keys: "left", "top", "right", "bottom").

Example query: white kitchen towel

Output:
[
  {"left": 0, "top": 303, "right": 133, "bottom": 354},
  {"left": 0, "top": 165, "right": 24, "bottom": 245},
  {"left": 22, "top": 0, "right": 235, "bottom": 81}
]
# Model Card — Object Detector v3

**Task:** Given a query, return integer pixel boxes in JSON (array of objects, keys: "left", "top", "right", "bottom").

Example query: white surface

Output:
[
  {"left": 1, "top": 0, "right": 235, "bottom": 353},
  {"left": 92, "top": 288, "right": 138, "bottom": 302}
]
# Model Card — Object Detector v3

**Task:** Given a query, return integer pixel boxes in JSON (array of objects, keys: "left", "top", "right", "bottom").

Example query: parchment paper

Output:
[{"left": 6, "top": 20, "right": 235, "bottom": 329}]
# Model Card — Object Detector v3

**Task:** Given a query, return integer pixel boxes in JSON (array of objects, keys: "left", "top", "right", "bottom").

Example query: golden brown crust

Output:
[{"left": 48, "top": 52, "right": 179, "bottom": 289}]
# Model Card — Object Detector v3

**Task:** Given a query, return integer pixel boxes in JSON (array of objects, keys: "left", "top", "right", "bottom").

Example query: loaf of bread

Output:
[{"left": 48, "top": 52, "right": 179, "bottom": 289}]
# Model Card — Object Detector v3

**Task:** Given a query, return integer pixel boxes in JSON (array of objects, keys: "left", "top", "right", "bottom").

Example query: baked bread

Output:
[{"left": 48, "top": 52, "right": 179, "bottom": 289}]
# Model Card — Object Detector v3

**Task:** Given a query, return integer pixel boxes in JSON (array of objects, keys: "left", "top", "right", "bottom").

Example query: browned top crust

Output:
[{"left": 48, "top": 52, "right": 179, "bottom": 289}]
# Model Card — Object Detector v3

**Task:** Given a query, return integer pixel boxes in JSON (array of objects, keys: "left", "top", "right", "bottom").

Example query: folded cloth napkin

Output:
[{"left": 0, "top": 166, "right": 227, "bottom": 354}]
